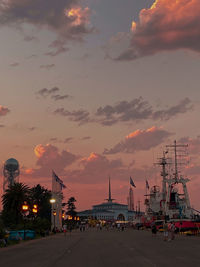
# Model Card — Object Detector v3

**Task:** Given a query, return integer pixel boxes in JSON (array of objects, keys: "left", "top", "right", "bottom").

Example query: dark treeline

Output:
[{"left": 0, "top": 183, "right": 52, "bottom": 233}]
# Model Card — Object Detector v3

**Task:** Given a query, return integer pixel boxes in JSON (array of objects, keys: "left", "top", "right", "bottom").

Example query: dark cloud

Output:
[
  {"left": 51, "top": 94, "right": 70, "bottom": 101},
  {"left": 28, "top": 127, "right": 37, "bottom": 131},
  {"left": 24, "top": 35, "right": 37, "bottom": 42},
  {"left": 96, "top": 97, "right": 152, "bottom": 125},
  {"left": 37, "top": 87, "right": 59, "bottom": 97},
  {"left": 116, "top": 0, "right": 200, "bottom": 61},
  {"left": 49, "top": 137, "right": 58, "bottom": 143},
  {"left": 27, "top": 54, "right": 37, "bottom": 59},
  {"left": 40, "top": 64, "right": 55, "bottom": 70},
  {"left": 0, "top": 106, "right": 10, "bottom": 116},
  {"left": 0, "top": 0, "right": 93, "bottom": 55},
  {"left": 49, "top": 137, "right": 73, "bottom": 144},
  {"left": 53, "top": 97, "right": 193, "bottom": 126},
  {"left": 153, "top": 98, "right": 193, "bottom": 120},
  {"left": 10, "top": 62, "right": 19, "bottom": 67},
  {"left": 0, "top": 124, "right": 5, "bottom": 128},
  {"left": 64, "top": 137, "right": 73, "bottom": 143},
  {"left": 36, "top": 87, "right": 70, "bottom": 101},
  {"left": 96, "top": 97, "right": 193, "bottom": 125},
  {"left": 54, "top": 108, "right": 91, "bottom": 125},
  {"left": 81, "top": 136, "right": 91, "bottom": 141},
  {"left": 45, "top": 40, "right": 69, "bottom": 57},
  {"left": 104, "top": 127, "right": 173, "bottom": 154}
]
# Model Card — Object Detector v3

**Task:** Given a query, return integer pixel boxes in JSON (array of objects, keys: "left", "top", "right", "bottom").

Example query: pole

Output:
[
  {"left": 138, "top": 200, "right": 141, "bottom": 216},
  {"left": 24, "top": 218, "right": 26, "bottom": 240},
  {"left": 54, "top": 213, "right": 56, "bottom": 230}
]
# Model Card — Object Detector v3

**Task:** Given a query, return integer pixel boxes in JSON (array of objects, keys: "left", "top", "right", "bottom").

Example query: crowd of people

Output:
[{"left": 151, "top": 221, "right": 176, "bottom": 241}]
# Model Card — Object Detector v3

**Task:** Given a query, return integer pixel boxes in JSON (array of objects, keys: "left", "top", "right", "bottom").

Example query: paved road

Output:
[{"left": 0, "top": 229, "right": 199, "bottom": 267}]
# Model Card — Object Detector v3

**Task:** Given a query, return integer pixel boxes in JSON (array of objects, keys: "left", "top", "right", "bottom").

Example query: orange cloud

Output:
[
  {"left": 25, "top": 168, "right": 34, "bottom": 174},
  {"left": 24, "top": 144, "right": 79, "bottom": 179},
  {"left": 87, "top": 152, "right": 99, "bottom": 161},
  {"left": 117, "top": 0, "right": 200, "bottom": 60},
  {"left": 34, "top": 144, "right": 47, "bottom": 158},
  {"left": 104, "top": 126, "right": 172, "bottom": 154},
  {"left": 0, "top": 105, "right": 10, "bottom": 116},
  {"left": 66, "top": 7, "right": 90, "bottom": 27},
  {"left": 126, "top": 126, "right": 158, "bottom": 139}
]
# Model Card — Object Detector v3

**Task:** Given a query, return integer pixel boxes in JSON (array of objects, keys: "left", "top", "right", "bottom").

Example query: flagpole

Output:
[{"left": 145, "top": 180, "right": 147, "bottom": 197}]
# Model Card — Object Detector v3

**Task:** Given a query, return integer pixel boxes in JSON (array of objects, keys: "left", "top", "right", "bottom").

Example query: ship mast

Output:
[
  {"left": 160, "top": 151, "right": 168, "bottom": 202},
  {"left": 165, "top": 140, "right": 192, "bottom": 218},
  {"left": 166, "top": 140, "right": 188, "bottom": 182}
]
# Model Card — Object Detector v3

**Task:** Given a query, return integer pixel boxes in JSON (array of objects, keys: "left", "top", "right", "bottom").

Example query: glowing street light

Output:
[
  {"left": 32, "top": 204, "right": 38, "bottom": 214},
  {"left": 21, "top": 202, "right": 29, "bottom": 240},
  {"left": 50, "top": 198, "right": 56, "bottom": 204},
  {"left": 22, "top": 203, "right": 29, "bottom": 211},
  {"left": 50, "top": 198, "right": 56, "bottom": 231}
]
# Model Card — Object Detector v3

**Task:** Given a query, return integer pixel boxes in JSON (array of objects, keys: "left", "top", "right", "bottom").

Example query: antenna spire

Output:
[
  {"left": 105, "top": 176, "right": 115, "bottom": 203},
  {"left": 109, "top": 176, "right": 111, "bottom": 201}
]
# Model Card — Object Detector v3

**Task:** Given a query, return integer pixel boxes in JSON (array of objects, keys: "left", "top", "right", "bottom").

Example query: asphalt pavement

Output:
[{"left": 0, "top": 228, "right": 199, "bottom": 267}]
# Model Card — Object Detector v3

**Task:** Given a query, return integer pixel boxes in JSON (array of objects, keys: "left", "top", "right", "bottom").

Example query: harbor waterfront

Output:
[{"left": 0, "top": 228, "right": 199, "bottom": 267}]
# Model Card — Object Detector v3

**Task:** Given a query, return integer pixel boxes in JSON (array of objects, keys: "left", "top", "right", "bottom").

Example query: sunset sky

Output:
[{"left": 1, "top": 0, "right": 200, "bottom": 211}]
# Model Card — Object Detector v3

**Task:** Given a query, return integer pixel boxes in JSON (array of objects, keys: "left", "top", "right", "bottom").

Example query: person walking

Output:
[
  {"left": 170, "top": 222, "right": 176, "bottom": 240},
  {"left": 117, "top": 223, "right": 121, "bottom": 231},
  {"left": 151, "top": 223, "right": 157, "bottom": 237},
  {"left": 163, "top": 221, "right": 169, "bottom": 241},
  {"left": 63, "top": 224, "right": 67, "bottom": 237}
]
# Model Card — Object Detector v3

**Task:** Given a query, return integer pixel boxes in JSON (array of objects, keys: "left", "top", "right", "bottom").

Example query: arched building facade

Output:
[{"left": 78, "top": 178, "right": 136, "bottom": 222}]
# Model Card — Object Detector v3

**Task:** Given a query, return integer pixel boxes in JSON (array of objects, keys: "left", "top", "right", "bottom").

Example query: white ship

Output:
[{"left": 144, "top": 140, "right": 193, "bottom": 220}]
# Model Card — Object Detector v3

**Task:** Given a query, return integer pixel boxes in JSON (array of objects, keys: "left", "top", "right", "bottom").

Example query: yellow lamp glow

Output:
[
  {"left": 50, "top": 198, "right": 56, "bottom": 204},
  {"left": 22, "top": 204, "right": 29, "bottom": 211}
]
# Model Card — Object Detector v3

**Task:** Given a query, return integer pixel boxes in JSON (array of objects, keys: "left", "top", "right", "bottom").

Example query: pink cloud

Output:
[
  {"left": 104, "top": 126, "right": 173, "bottom": 154},
  {"left": 117, "top": 0, "right": 200, "bottom": 60},
  {"left": 179, "top": 136, "right": 200, "bottom": 155},
  {"left": 23, "top": 144, "right": 79, "bottom": 178},
  {"left": 0, "top": 105, "right": 10, "bottom": 116},
  {"left": 0, "top": 1, "right": 93, "bottom": 56}
]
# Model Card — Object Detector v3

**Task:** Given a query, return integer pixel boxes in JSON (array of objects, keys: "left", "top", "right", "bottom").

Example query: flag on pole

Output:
[
  {"left": 146, "top": 180, "right": 150, "bottom": 190},
  {"left": 52, "top": 170, "right": 66, "bottom": 193},
  {"left": 130, "top": 176, "right": 136, "bottom": 188}
]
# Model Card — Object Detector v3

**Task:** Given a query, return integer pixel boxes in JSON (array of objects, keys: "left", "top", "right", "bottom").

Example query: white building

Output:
[{"left": 78, "top": 178, "right": 136, "bottom": 221}]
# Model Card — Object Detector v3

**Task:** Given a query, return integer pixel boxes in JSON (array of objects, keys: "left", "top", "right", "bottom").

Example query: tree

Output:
[
  {"left": 29, "top": 184, "right": 51, "bottom": 222},
  {"left": 1, "top": 183, "right": 30, "bottom": 227},
  {"left": 66, "top": 197, "right": 77, "bottom": 219}
]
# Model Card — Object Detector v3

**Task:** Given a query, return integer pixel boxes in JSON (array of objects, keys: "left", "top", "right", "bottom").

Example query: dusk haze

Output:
[{"left": 1, "top": 1, "right": 200, "bottom": 266}]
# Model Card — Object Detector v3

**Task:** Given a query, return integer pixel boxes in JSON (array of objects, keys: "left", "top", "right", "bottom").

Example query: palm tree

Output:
[
  {"left": 66, "top": 197, "right": 77, "bottom": 218},
  {"left": 2, "top": 182, "right": 30, "bottom": 226},
  {"left": 29, "top": 184, "right": 51, "bottom": 221}
]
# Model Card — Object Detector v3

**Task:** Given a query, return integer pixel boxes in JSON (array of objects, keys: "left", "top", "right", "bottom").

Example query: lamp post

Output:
[
  {"left": 32, "top": 204, "right": 38, "bottom": 215},
  {"left": 22, "top": 202, "right": 29, "bottom": 240},
  {"left": 50, "top": 198, "right": 56, "bottom": 231}
]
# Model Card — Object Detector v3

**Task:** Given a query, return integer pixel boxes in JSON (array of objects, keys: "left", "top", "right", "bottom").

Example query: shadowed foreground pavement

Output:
[{"left": 0, "top": 229, "right": 199, "bottom": 267}]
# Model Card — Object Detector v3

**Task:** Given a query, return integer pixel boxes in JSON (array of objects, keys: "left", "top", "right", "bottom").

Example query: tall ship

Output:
[{"left": 144, "top": 140, "right": 193, "bottom": 221}]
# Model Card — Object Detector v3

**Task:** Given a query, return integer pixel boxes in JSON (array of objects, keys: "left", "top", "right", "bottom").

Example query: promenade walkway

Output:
[{"left": 0, "top": 229, "right": 199, "bottom": 267}]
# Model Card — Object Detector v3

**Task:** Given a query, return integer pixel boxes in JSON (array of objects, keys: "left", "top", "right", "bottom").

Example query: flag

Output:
[
  {"left": 52, "top": 170, "right": 66, "bottom": 193},
  {"left": 130, "top": 176, "right": 136, "bottom": 188},
  {"left": 146, "top": 180, "right": 150, "bottom": 190}
]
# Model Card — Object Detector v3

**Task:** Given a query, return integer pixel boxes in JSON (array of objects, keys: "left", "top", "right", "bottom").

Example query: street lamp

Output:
[
  {"left": 50, "top": 198, "right": 56, "bottom": 231},
  {"left": 22, "top": 202, "right": 29, "bottom": 240},
  {"left": 32, "top": 204, "right": 38, "bottom": 214},
  {"left": 50, "top": 198, "right": 56, "bottom": 204}
]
